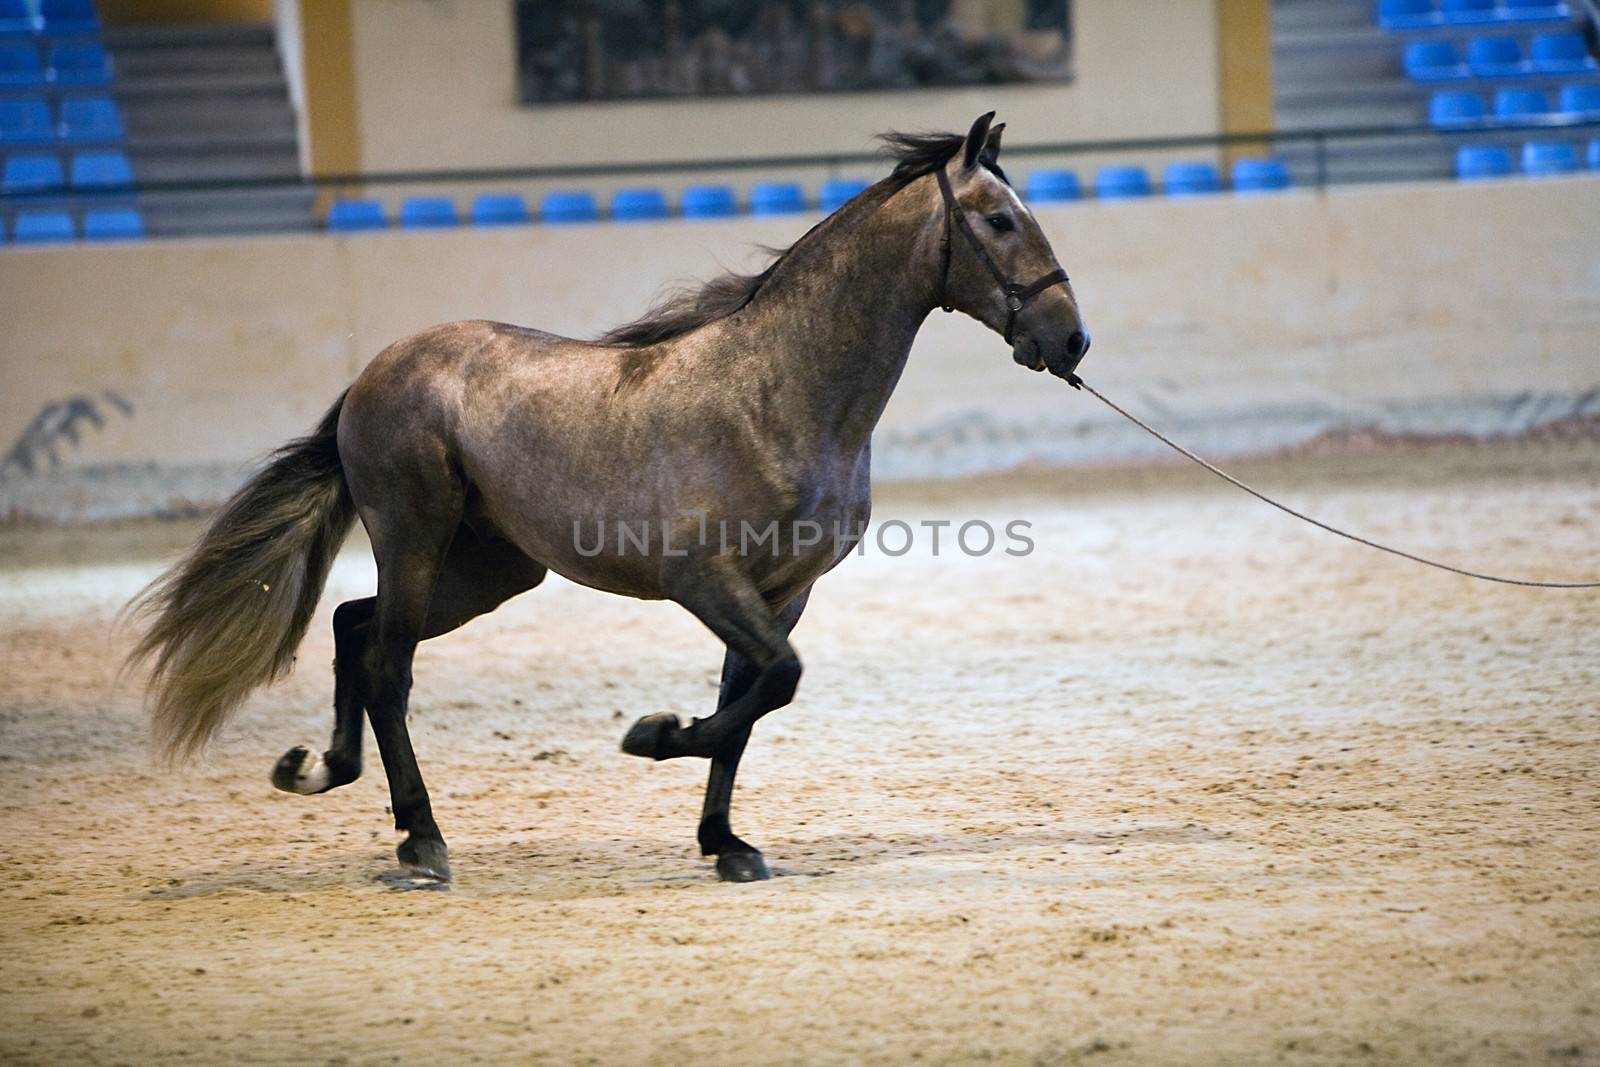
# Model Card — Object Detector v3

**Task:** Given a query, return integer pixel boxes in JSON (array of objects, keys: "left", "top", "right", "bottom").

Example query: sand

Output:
[{"left": 2, "top": 440, "right": 1597, "bottom": 1066}]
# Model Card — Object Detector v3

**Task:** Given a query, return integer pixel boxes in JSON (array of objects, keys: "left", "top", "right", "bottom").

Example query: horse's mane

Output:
[{"left": 597, "top": 130, "right": 1007, "bottom": 350}]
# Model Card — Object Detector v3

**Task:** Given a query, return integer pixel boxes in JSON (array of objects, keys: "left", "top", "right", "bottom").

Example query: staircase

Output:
[{"left": 104, "top": 22, "right": 312, "bottom": 237}]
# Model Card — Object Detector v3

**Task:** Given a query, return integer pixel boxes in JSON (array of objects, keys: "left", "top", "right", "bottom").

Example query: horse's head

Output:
[{"left": 935, "top": 113, "right": 1090, "bottom": 381}]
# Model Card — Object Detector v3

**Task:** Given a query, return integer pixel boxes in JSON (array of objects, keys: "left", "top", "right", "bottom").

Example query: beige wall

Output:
[
  {"left": 4, "top": 177, "right": 1598, "bottom": 520},
  {"left": 348, "top": 0, "right": 1221, "bottom": 176}
]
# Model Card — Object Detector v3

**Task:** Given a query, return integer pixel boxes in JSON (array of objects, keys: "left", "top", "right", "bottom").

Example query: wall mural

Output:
[{"left": 516, "top": 0, "right": 1073, "bottom": 104}]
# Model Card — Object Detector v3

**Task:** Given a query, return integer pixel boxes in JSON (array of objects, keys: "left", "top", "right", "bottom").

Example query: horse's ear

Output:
[
  {"left": 962, "top": 112, "right": 996, "bottom": 170},
  {"left": 982, "top": 122, "right": 1005, "bottom": 165}
]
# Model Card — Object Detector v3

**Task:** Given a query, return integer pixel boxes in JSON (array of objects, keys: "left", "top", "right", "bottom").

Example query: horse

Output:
[{"left": 127, "top": 112, "right": 1091, "bottom": 884}]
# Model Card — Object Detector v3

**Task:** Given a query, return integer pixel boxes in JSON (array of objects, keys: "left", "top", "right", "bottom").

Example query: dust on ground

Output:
[{"left": 2, "top": 440, "right": 1597, "bottom": 1066}]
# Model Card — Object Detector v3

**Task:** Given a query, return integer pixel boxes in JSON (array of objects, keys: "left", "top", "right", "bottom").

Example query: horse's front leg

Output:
[{"left": 621, "top": 565, "right": 808, "bottom": 881}]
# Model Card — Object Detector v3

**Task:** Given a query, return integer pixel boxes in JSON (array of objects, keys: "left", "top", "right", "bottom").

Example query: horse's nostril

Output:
[{"left": 1066, "top": 331, "right": 1089, "bottom": 359}]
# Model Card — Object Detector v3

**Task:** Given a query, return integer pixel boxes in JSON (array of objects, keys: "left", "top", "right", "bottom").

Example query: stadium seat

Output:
[
  {"left": 1024, "top": 169, "right": 1082, "bottom": 202},
  {"left": 0, "top": 42, "right": 45, "bottom": 87},
  {"left": 1456, "top": 144, "right": 1515, "bottom": 178},
  {"left": 0, "top": 98, "right": 52, "bottom": 146},
  {"left": 398, "top": 196, "right": 458, "bottom": 228},
  {"left": 2, "top": 151, "right": 64, "bottom": 193},
  {"left": 1528, "top": 33, "right": 1597, "bottom": 74},
  {"left": 1404, "top": 40, "right": 1468, "bottom": 81},
  {"left": 469, "top": 193, "right": 530, "bottom": 226},
  {"left": 1497, "top": 0, "right": 1570, "bottom": 21},
  {"left": 610, "top": 187, "right": 669, "bottom": 221},
  {"left": 69, "top": 148, "right": 131, "bottom": 189},
  {"left": 40, "top": 0, "right": 99, "bottom": 35},
  {"left": 1494, "top": 87, "right": 1550, "bottom": 120},
  {"left": 0, "top": 0, "right": 42, "bottom": 36},
  {"left": 47, "top": 42, "right": 111, "bottom": 87},
  {"left": 749, "top": 182, "right": 806, "bottom": 215},
  {"left": 1378, "top": 0, "right": 1438, "bottom": 29},
  {"left": 1559, "top": 83, "right": 1600, "bottom": 116},
  {"left": 818, "top": 178, "right": 869, "bottom": 213},
  {"left": 1440, "top": 0, "right": 1496, "bottom": 25},
  {"left": 681, "top": 184, "right": 737, "bottom": 218},
  {"left": 539, "top": 190, "right": 598, "bottom": 224},
  {"left": 1232, "top": 157, "right": 1292, "bottom": 193},
  {"left": 12, "top": 209, "right": 73, "bottom": 242},
  {"left": 1522, "top": 140, "right": 1579, "bottom": 174},
  {"left": 1430, "top": 90, "right": 1487, "bottom": 125},
  {"left": 82, "top": 206, "right": 144, "bottom": 239},
  {"left": 1589, "top": 138, "right": 1600, "bottom": 169},
  {"left": 326, "top": 199, "right": 386, "bottom": 231},
  {"left": 57, "top": 95, "right": 123, "bottom": 142},
  {"left": 1163, "top": 161, "right": 1221, "bottom": 196},
  {"left": 1093, "top": 166, "right": 1151, "bottom": 199},
  {"left": 1467, "top": 36, "right": 1525, "bottom": 77}
]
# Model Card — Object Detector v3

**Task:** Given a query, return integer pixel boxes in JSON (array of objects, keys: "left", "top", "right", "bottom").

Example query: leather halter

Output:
[{"left": 935, "top": 166, "right": 1070, "bottom": 345}]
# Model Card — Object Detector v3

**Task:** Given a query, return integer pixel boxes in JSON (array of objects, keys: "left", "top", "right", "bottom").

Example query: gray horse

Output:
[{"left": 128, "top": 113, "right": 1090, "bottom": 883}]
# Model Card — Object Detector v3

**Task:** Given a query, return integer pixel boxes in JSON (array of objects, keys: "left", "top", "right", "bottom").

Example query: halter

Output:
[{"left": 935, "top": 166, "right": 1071, "bottom": 345}]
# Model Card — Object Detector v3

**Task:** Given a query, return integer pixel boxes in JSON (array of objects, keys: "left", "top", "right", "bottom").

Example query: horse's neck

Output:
[{"left": 724, "top": 184, "right": 938, "bottom": 453}]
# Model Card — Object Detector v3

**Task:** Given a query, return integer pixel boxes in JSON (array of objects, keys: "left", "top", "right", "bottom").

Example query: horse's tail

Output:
[{"left": 125, "top": 391, "right": 357, "bottom": 763}]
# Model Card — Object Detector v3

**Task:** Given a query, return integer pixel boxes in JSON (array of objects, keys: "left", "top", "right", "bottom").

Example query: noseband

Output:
[{"left": 934, "top": 167, "right": 1070, "bottom": 345}]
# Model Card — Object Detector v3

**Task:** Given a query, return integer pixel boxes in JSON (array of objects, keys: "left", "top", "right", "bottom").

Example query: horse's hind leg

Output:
[{"left": 271, "top": 596, "right": 373, "bottom": 795}]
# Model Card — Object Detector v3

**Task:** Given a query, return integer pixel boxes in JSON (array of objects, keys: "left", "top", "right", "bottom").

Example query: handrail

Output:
[{"left": 3, "top": 115, "right": 1599, "bottom": 200}]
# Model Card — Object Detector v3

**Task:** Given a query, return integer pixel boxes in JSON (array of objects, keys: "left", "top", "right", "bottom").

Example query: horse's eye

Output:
[{"left": 986, "top": 214, "right": 1014, "bottom": 233}]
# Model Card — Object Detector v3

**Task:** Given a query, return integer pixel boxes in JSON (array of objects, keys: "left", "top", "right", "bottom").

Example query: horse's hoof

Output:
[
  {"left": 271, "top": 745, "right": 329, "bottom": 795},
  {"left": 397, "top": 836, "right": 451, "bottom": 882},
  {"left": 621, "top": 712, "right": 682, "bottom": 759},
  {"left": 716, "top": 852, "right": 771, "bottom": 883}
]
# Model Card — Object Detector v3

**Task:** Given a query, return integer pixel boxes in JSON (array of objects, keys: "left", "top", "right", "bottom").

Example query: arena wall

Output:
[
  {"left": 3, "top": 176, "right": 1597, "bottom": 521},
  {"left": 346, "top": 0, "right": 1223, "bottom": 178}
]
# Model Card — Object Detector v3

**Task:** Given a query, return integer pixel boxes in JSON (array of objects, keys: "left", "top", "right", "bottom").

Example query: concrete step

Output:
[
  {"left": 101, "top": 23, "right": 277, "bottom": 50},
  {"left": 128, "top": 145, "right": 301, "bottom": 182}
]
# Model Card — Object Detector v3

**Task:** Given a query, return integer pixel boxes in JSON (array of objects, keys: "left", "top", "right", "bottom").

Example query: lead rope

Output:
[{"left": 1066, "top": 375, "right": 1600, "bottom": 589}]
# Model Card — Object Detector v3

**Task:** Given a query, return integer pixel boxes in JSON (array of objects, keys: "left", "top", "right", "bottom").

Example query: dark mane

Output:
[{"left": 598, "top": 129, "right": 1006, "bottom": 350}]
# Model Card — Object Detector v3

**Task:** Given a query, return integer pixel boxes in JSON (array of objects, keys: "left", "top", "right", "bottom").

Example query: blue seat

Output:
[
  {"left": 58, "top": 95, "right": 123, "bottom": 142},
  {"left": 1522, "top": 140, "right": 1579, "bottom": 174},
  {"left": 1440, "top": 0, "right": 1496, "bottom": 25},
  {"left": 1559, "top": 83, "right": 1600, "bottom": 116},
  {"left": 398, "top": 196, "right": 457, "bottom": 228},
  {"left": 1233, "top": 157, "right": 1292, "bottom": 193},
  {"left": 1589, "top": 138, "right": 1600, "bottom": 169},
  {"left": 1378, "top": 0, "right": 1438, "bottom": 29},
  {"left": 1163, "top": 161, "right": 1220, "bottom": 196},
  {"left": 0, "top": 0, "right": 42, "bottom": 36},
  {"left": 469, "top": 193, "right": 530, "bottom": 226},
  {"left": 1529, "top": 33, "right": 1596, "bottom": 74},
  {"left": 12, "top": 209, "right": 73, "bottom": 242},
  {"left": 1404, "top": 40, "right": 1468, "bottom": 81},
  {"left": 47, "top": 42, "right": 111, "bottom": 86},
  {"left": 0, "top": 97, "right": 51, "bottom": 145},
  {"left": 82, "top": 206, "right": 143, "bottom": 240},
  {"left": 40, "top": 0, "right": 99, "bottom": 35},
  {"left": 1430, "top": 90, "right": 1487, "bottom": 125},
  {"left": 1494, "top": 87, "right": 1550, "bottom": 120},
  {"left": 1456, "top": 144, "right": 1514, "bottom": 179},
  {"left": 818, "top": 178, "right": 869, "bottom": 214},
  {"left": 1497, "top": 0, "right": 1570, "bottom": 21},
  {"left": 1024, "top": 169, "right": 1082, "bottom": 202},
  {"left": 610, "top": 187, "right": 668, "bottom": 221},
  {"left": 326, "top": 199, "right": 386, "bottom": 231},
  {"left": 539, "top": 190, "right": 597, "bottom": 224},
  {"left": 69, "top": 148, "right": 131, "bottom": 188},
  {"left": 749, "top": 182, "right": 806, "bottom": 215},
  {"left": 1093, "top": 166, "right": 1151, "bottom": 199},
  {"left": 0, "top": 42, "right": 44, "bottom": 86},
  {"left": 1467, "top": 36, "right": 1525, "bottom": 77},
  {"left": 2, "top": 151, "right": 64, "bottom": 192},
  {"left": 681, "top": 184, "right": 737, "bottom": 218}
]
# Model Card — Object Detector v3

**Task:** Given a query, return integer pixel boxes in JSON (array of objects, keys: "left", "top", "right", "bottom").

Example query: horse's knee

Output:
[{"left": 759, "top": 654, "right": 802, "bottom": 708}]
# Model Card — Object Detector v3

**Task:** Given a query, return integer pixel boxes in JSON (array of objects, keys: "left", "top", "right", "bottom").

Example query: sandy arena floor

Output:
[{"left": 1, "top": 441, "right": 1597, "bottom": 1066}]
